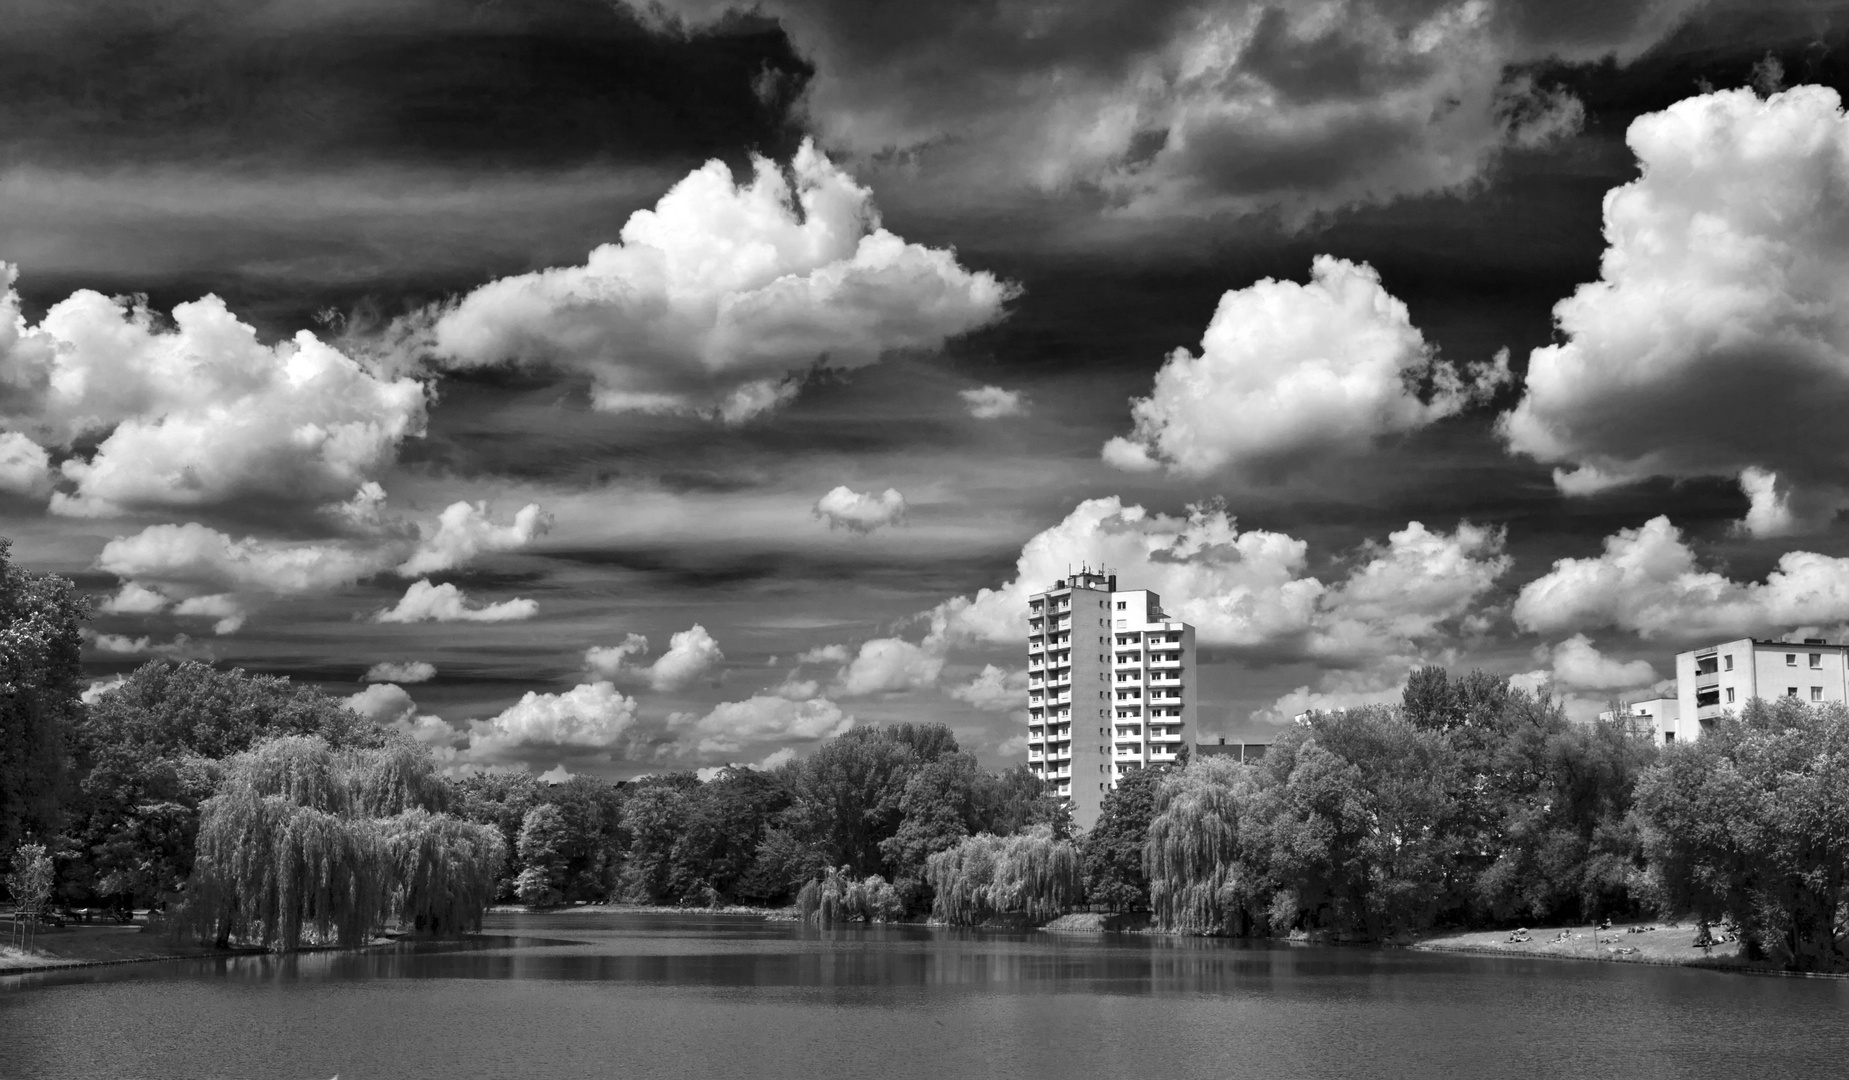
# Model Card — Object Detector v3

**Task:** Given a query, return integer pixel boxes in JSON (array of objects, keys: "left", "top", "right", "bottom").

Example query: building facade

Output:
[
  {"left": 1671, "top": 638, "right": 1849, "bottom": 740},
  {"left": 1026, "top": 568, "right": 1196, "bottom": 830}
]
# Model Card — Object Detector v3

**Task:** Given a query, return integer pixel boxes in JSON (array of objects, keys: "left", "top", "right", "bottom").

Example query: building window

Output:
[
  {"left": 1788, "top": 687, "right": 1799, "bottom": 697},
  {"left": 1116, "top": 601, "right": 1127, "bottom": 610},
  {"left": 1664, "top": 732, "right": 1676, "bottom": 744},
  {"left": 1788, "top": 654, "right": 1797, "bottom": 666},
  {"left": 1726, "top": 688, "right": 1735, "bottom": 703},
  {"left": 1813, "top": 687, "right": 1824, "bottom": 701},
  {"left": 1724, "top": 655, "right": 1733, "bottom": 671},
  {"left": 1812, "top": 654, "right": 1823, "bottom": 669}
]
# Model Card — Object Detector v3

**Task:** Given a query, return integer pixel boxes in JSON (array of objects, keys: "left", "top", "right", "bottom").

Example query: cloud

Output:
[
  {"left": 375, "top": 579, "right": 539, "bottom": 624},
  {"left": 947, "top": 664, "right": 1030, "bottom": 712},
  {"left": 397, "top": 501, "right": 552, "bottom": 577},
  {"left": 672, "top": 694, "right": 855, "bottom": 754},
  {"left": 1105, "top": 258, "right": 1509, "bottom": 475},
  {"left": 97, "top": 521, "right": 393, "bottom": 634},
  {"left": 1542, "top": 633, "right": 1660, "bottom": 693},
  {"left": 960, "top": 385, "right": 1027, "bottom": 419},
  {"left": 467, "top": 681, "right": 641, "bottom": 760},
  {"left": 80, "top": 629, "right": 202, "bottom": 658},
  {"left": 1255, "top": 669, "right": 1409, "bottom": 724},
  {"left": 417, "top": 139, "right": 1016, "bottom": 421},
  {"left": 768, "top": 676, "right": 820, "bottom": 701},
  {"left": 97, "top": 582, "right": 171, "bottom": 615},
  {"left": 756, "top": 746, "right": 798, "bottom": 770},
  {"left": 634, "top": 0, "right": 1693, "bottom": 223},
  {"left": 797, "top": 643, "right": 851, "bottom": 665},
  {"left": 0, "top": 264, "right": 426, "bottom": 518},
  {"left": 81, "top": 676, "right": 127, "bottom": 705},
  {"left": 0, "top": 431, "right": 51, "bottom": 495},
  {"left": 830, "top": 637, "right": 946, "bottom": 697},
  {"left": 813, "top": 486, "right": 908, "bottom": 533},
  {"left": 929, "top": 497, "right": 1508, "bottom": 665},
  {"left": 584, "top": 625, "right": 726, "bottom": 692},
  {"left": 1501, "top": 87, "right": 1849, "bottom": 536},
  {"left": 345, "top": 683, "right": 419, "bottom": 724},
  {"left": 1513, "top": 515, "right": 1849, "bottom": 641},
  {"left": 363, "top": 660, "right": 437, "bottom": 684}
]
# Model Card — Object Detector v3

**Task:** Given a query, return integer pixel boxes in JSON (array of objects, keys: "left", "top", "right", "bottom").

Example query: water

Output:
[{"left": 3, "top": 912, "right": 1845, "bottom": 1080}]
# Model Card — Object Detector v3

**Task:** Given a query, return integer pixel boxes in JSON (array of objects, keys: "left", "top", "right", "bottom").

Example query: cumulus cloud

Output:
[
  {"left": 97, "top": 521, "right": 393, "bottom": 634},
  {"left": 1513, "top": 515, "right": 1849, "bottom": 641},
  {"left": 929, "top": 497, "right": 1508, "bottom": 665},
  {"left": 416, "top": 140, "right": 1016, "bottom": 421},
  {"left": 0, "top": 431, "right": 52, "bottom": 495},
  {"left": 948, "top": 664, "right": 1030, "bottom": 711},
  {"left": 80, "top": 629, "right": 202, "bottom": 657},
  {"left": 672, "top": 694, "right": 855, "bottom": 755},
  {"left": 1501, "top": 87, "right": 1849, "bottom": 536},
  {"left": 397, "top": 501, "right": 551, "bottom": 577},
  {"left": 345, "top": 682, "right": 419, "bottom": 724},
  {"left": 81, "top": 676, "right": 127, "bottom": 705},
  {"left": 633, "top": 0, "right": 1693, "bottom": 223},
  {"left": 1255, "top": 670, "right": 1409, "bottom": 724},
  {"left": 756, "top": 746, "right": 799, "bottom": 771},
  {"left": 1105, "top": 258, "right": 1508, "bottom": 475},
  {"left": 363, "top": 660, "right": 437, "bottom": 684},
  {"left": 1541, "top": 634, "right": 1660, "bottom": 693},
  {"left": 584, "top": 625, "right": 726, "bottom": 692},
  {"left": 375, "top": 579, "right": 538, "bottom": 624},
  {"left": 813, "top": 486, "right": 908, "bottom": 533},
  {"left": 466, "top": 681, "right": 641, "bottom": 760},
  {"left": 960, "top": 385, "right": 1027, "bottom": 419},
  {"left": 797, "top": 643, "right": 851, "bottom": 665},
  {"left": 0, "top": 264, "right": 426, "bottom": 517},
  {"left": 829, "top": 637, "right": 946, "bottom": 697}
]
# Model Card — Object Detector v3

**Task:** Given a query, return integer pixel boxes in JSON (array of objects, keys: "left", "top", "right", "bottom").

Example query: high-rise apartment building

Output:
[
  {"left": 1026, "top": 568, "right": 1196, "bottom": 831},
  {"left": 1605, "top": 636, "right": 1849, "bottom": 744}
]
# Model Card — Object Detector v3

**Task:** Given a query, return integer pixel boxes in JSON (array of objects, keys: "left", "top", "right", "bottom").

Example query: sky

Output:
[{"left": 7, "top": 0, "right": 1849, "bottom": 780}]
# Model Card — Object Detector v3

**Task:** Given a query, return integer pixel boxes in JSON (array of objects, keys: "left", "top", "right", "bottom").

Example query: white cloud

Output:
[
  {"left": 1255, "top": 670, "right": 1408, "bottom": 724},
  {"left": 537, "top": 764, "right": 574, "bottom": 784},
  {"left": 960, "top": 385, "right": 1027, "bottom": 419},
  {"left": 375, "top": 579, "right": 539, "bottom": 624},
  {"left": 397, "top": 500, "right": 551, "bottom": 577},
  {"left": 831, "top": 636, "right": 946, "bottom": 697},
  {"left": 0, "top": 264, "right": 426, "bottom": 517},
  {"left": 672, "top": 694, "right": 855, "bottom": 754},
  {"left": 1542, "top": 634, "right": 1659, "bottom": 693},
  {"left": 756, "top": 746, "right": 798, "bottom": 770},
  {"left": 363, "top": 660, "right": 437, "bottom": 684},
  {"left": 1513, "top": 515, "right": 1849, "bottom": 641},
  {"left": 928, "top": 496, "right": 1507, "bottom": 665},
  {"left": 345, "top": 683, "right": 418, "bottom": 724},
  {"left": 1104, "top": 258, "right": 1507, "bottom": 475},
  {"left": 947, "top": 664, "right": 1029, "bottom": 712},
  {"left": 1501, "top": 87, "right": 1849, "bottom": 536},
  {"left": 813, "top": 485, "right": 908, "bottom": 534},
  {"left": 467, "top": 681, "right": 641, "bottom": 759},
  {"left": 797, "top": 643, "right": 851, "bottom": 665},
  {"left": 420, "top": 140, "right": 1016, "bottom": 421},
  {"left": 584, "top": 625, "right": 726, "bottom": 692},
  {"left": 768, "top": 676, "right": 820, "bottom": 701},
  {"left": 99, "top": 582, "right": 171, "bottom": 615},
  {"left": 81, "top": 676, "right": 126, "bottom": 704},
  {"left": 632, "top": 0, "right": 1689, "bottom": 223},
  {"left": 80, "top": 629, "right": 200, "bottom": 657},
  {"left": 0, "top": 431, "right": 51, "bottom": 495},
  {"left": 172, "top": 594, "right": 246, "bottom": 636}
]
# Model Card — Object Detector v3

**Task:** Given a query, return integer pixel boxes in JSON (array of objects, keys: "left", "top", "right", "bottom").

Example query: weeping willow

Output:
[
  {"left": 1145, "top": 757, "right": 1264, "bottom": 936},
  {"left": 795, "top": 866, "right": 903, "bottom": 924},
  {"left": 184, "top": 736, "right": 503, "bottom": 950},
  {"left": 924, "top": 826, "right": 1082, "bottom": 926}
]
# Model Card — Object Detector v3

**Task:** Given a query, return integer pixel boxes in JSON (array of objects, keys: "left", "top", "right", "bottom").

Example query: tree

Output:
[
  {"left": 1145, "top": 757, "right": 1264, "bottom": 935},
  {"left": 924, "top": 827, "right": 1083, "bottom": 926},
  {"left": 183, "top": 735, "right": 503, "bottom": 949},
  {"left": 779, "top": 728, "right": 920, "bottom": 877},
  {"left": 515, "top": 805, "right": 570, "bottom": 907},
  {"left": 879, "top": 754, "right": 982, "bottom": 900},
  {"left": 1637, "top": 697, "right": 1849, "bottom": 971},
  {"left": 0, "top": 540, "right": 86, "bottom": 860},
  {"left": 619, "top": 775, "right": 696, "bottom": 903},
  {"left": 7, "top": 841, "right": 54, "bottom": 950},
  {"left": 1082, "top": 766, "right": 1162, "bottom": 911},
  {"left": 671, "top": 766, "right": 790, "bottom": 904},
  {"left": 64, "top": 660, "right": 388, "bottom": 912}
]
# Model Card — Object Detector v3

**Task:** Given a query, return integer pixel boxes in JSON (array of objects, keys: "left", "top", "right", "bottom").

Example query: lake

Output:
[{"left": 3, "top": 911, "right": 1845, "bottom": 1079}]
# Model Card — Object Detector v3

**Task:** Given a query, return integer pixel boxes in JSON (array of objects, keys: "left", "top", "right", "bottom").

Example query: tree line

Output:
[{"left": 6, "top": 542, "right": 1849, "bottom": 970}]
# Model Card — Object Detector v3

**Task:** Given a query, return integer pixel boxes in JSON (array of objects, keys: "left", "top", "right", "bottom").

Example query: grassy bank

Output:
[
  {"left": 0, "top": 921, "right": 244, "bottom": 974},
  {"left": 1410, "top": 923, "right": 1752, "bottom": 968},
  {"left": 488, "top": 902, "right": 798, "bottom": 920}
]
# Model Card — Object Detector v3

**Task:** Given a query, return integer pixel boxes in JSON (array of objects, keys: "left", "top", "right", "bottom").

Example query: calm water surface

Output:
[{"left": 3, "top": 911, "right": 1845, "bottom": 1079}]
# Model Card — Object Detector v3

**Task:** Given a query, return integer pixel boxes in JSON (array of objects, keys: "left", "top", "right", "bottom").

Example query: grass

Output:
[
  {"left": 0, "top": 919, "right": 237, "bottom": 972},
  {"left": 1411, "top": 922, "right": 1749, "bottom": 967}
]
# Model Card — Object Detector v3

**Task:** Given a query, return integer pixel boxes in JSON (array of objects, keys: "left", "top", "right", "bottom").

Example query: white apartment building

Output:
[
  {"left": 1026, "top": 568, "right": 1197, "bottom": 831},
  {"left": 1669, "top": 637, "right": 1849, "bottom": 740},
  {"left": 1601, "top": 696, "right": 1681, "bottom": 746}
]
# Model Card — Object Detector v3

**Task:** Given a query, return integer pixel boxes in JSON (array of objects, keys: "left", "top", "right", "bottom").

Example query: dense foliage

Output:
[
  {"left": 1081, "top": 766, "right": 1162, "bottom": 911},
  {"left": 1637, "top": 697, "right": 1849, "bottom": 971},
  {"left": 925, "top": 827, "right": 1083, "bottom": 925},
  {"left": 0, "top": 539, "right": 85, "bottom": 861},
  {"left": 183, "top": 736, "right": 503, "bottom": 948},
  {"left": 1144, "top": 678, "right": 1661, "bottom": 943}
]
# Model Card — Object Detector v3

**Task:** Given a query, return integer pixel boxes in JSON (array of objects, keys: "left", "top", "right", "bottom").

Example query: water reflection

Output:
[{"left": 4, "top": 911, "right": 1847, "bottom": 1080}]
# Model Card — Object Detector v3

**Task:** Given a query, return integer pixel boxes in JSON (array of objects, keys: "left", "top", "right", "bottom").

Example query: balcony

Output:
[
  {"left": 1147, "top": 656, "right": 1182, "bottom": 669},
  {"left": 1696, "top": 703, "right": 1729, "bottom": 722},
  {"left": 1694, "top": 672, "right": 1719, "bottom": 690}
]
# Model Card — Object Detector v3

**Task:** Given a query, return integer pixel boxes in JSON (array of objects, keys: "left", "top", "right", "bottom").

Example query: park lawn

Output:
[
  {"left": 0, "top": 921, "right": 231, "bottom": 971},
  {"left": 1412, "top": 923, "right": 1746, "bottom": 966}
]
